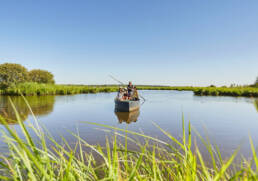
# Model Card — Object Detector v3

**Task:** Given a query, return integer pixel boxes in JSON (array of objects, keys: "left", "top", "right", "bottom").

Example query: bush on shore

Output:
[
  {"left": 29, "top": 69, "right": 55, "bottom": 84},
  {"left": 0, "top": 63, "right": 29, "bottom": 89},
  {"left": 0, "top": 63, "right": 55, "bottom": 88}
]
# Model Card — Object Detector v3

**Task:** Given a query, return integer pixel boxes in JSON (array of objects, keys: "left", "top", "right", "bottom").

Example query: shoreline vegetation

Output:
[
  {"left": 0, "top": 99, "right": 257, "bottom": 180},
  {"left": 0, "top": 82, "right": 257, "bottom": 97},
  {"left": 0, "top": 63, "right": 257, "bottom": 97}
]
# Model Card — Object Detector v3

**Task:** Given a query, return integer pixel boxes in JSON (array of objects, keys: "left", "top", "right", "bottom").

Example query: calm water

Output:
[{"left": 0, "top": 90, "right": 257, "bottom": 159}]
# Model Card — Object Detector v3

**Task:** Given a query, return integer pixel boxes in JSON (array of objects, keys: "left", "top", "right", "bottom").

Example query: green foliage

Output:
[
  {"left": 0, "top": 63, "right": 29, "bottom": 88},
  {"left": 0, "top": 98, "right": 258, "bottom": 180},
  {"left": 194, "top": 87, "right": 258, "bottom": 97},
  {"left": 29, "top": 69, "right": 55, "bottom": 84},
  {"left": 0, "top": 82, "right": 119, "bottom": 96},
  {"left": 0, "top": 83, "right": 257, "bottom": 97}
]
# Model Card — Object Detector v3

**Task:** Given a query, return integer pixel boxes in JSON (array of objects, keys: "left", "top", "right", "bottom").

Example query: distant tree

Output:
[
  {"left": 0, "top": 63, "right": 29, "bottom": 88},
  {"left": 255, "top": 76, "right": 258, "bottom": 86},
  {"left": 29, "top": 69, "right": 55, "bottom": 84}
]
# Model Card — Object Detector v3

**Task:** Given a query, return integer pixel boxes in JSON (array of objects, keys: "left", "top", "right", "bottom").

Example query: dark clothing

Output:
[{"left": 127, "top": 85, "right": 133, "bottom": 93}]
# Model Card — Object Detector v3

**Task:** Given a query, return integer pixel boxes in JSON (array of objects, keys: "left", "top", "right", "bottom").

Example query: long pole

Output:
[{"left": 109, "top": 75, "right": 146, "bottom": 102}]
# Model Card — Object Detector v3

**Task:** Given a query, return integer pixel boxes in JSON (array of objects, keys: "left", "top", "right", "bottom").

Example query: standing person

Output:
[{"left": 127, "top": 81, "right": 134, "bottom": 98}]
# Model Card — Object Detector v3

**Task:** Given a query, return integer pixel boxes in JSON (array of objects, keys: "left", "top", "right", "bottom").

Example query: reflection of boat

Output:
[
  {"left": 115, "top": 99, "right": 140, "bottom": 112},
  {"left": 115, "top": 110, "right": 140, "bottom": 124}
]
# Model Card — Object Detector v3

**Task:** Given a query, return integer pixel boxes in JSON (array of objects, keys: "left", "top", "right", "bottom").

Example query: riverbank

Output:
[
  {"left": 193, "top": 87, "right": 258, "bottom": 97},
  {"left": 0, "top": 83, "right": 118, "bottom": 96},
  {"left": 0, "top": 82, "right": 257, "bottom": 97}
]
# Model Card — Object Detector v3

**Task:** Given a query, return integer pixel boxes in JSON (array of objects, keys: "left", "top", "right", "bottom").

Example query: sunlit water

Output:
[{"left": 0, "top": 90, "right": 257, "bottom": 160}]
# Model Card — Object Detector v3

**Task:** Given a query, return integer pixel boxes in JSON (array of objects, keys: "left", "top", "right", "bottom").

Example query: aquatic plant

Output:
[
  {"left": 0, "top": 97, "right": 258, "bottom": 180},
  {"left": 0, "top": 83, "right": 119, "bottom": 96},
  {"left": 193, "top": 87, "right": 258, "bottom": 97},
  {"left": 0, "top": 83, "right": 257, "bottom": 98}
]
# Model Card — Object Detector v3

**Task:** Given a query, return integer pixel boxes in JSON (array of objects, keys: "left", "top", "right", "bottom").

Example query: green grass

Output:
[
  {"left": 0, "top": 82, "right": 257, "bottom": 97},
  {"left": 0, "top": 83, "right": 198, "bottom": 96},
  {"left": 0, "top": 97, "right": 258, "bottom": 180},
  {"left": 0, "top": 82, "right": 119, "bottom": 96},
  {"left": 194, "top": 87, "right": 258, "bottom": 97}
]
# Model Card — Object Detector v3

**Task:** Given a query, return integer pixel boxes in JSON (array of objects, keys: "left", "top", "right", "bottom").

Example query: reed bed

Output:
[
  {"left": 0, "top": 82, "right": 257, "bottom": 97},
  {"left": 194, "top": 87, "right": 258, "bottom": 97},
  {"left": 0, "top": 97, "right": 258, "bottom": 180},
  {"left": 0, "top": 83, "right": 118, "bottom": 96},
  {"left": 0, "top": 83, "right": 197, "bottom": 96},
  {"left": 137, "top": 86, "right": 198, "bottom": 91}
]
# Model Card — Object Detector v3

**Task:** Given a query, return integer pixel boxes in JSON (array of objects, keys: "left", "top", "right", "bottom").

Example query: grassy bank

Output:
[
  {"left": 0, "top": 98, "right": 258, "bottom": 180},
  {"left": 0, "top": 82, "right": 257, "bottom": 97},
  {"left": 0, "top": 83, "right": 198, "bottom": 96},
  {"left": 0, "top": 83, "right": 118, "bottom": 96},
  {"left": 193, "top": 87, "right": 258, "bottom": 97}
]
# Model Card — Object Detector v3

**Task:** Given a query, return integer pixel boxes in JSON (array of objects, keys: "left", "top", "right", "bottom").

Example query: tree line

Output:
[{"left": 0, "top": 63, "right": 55, "bottom": 89}]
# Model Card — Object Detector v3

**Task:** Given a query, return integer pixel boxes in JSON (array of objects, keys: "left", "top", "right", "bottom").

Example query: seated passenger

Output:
[{"left": 117, "top": 87, "right": 123, "bottom": 100}]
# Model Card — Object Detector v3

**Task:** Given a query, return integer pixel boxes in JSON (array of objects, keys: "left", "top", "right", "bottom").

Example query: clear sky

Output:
[{"left": 0, "top": 0, "right": 257, "bottom": 86}]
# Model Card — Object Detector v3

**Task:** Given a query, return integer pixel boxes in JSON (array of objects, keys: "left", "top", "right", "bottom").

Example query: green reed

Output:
[
  {"left": 194, "top": 87, "right": 258, "bottom": 97},
  {"left": 0, "top": 82, "right": 257, "bottom": 97},
  {"left": 0, "top": 97, "right": 258, "bottom": 180},
  {"left": 0, "top": 82, "right": 118, "bottom": 96}
]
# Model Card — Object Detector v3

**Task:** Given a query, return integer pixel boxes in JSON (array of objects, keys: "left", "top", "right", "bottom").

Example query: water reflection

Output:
[
  {"left": 254, "top": 99, "right": 258, "bottom": 112},
  {"left": 0, "top": 96, "right": 55, "bottom": 124},
  {"left": 115, "top": 110, "right": 140, "bottom": 124}
]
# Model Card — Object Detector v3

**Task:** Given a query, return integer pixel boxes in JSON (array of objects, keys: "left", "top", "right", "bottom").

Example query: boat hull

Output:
[{"left": 115, "top": 99, "right": 140, "bottom": 112}]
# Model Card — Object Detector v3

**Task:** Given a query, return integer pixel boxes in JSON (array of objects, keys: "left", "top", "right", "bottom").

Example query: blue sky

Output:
[{"left": 0, "top": 0, "right": 257, "bottom": 86}]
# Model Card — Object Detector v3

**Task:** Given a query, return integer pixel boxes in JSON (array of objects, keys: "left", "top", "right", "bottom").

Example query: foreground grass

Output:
[
  {"left": 0, "top": 82, "right": 257, "bottom": 97},
  {"left": 0, "top": 97, "right": 258, "bottom": 180}
]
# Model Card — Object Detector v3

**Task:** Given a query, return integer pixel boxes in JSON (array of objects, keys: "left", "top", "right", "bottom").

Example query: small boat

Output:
[
  {"left": 115, "top": 109, "right": 140, "bottom": 124},
  {"left": 115, "top": 98, "right": 140, "bottom": 112}
]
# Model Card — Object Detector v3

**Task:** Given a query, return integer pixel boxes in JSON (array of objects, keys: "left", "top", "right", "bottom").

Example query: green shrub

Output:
[
  {"left": 29, "top": 69, "right": 55, "bottom": 84},
  {"left": 0, "top": 63, "right": 29, "bottom": 88}
]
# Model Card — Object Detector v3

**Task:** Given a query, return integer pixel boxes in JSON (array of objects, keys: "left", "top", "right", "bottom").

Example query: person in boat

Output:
[
  {"left": 117, "top": 87, "right": 124, "bottom": 100},
  {"left": 127, "top": 81, "right": 134, "bottom": 98},
  {"left": 132, "top": 86, "right": 139, "bottom": 100},
  {"left": 123, "top": 88, "right": 129, "bottom": 100}
]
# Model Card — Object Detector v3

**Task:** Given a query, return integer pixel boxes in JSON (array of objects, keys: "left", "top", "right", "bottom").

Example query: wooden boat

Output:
[
  {"left": 115, "top": 98, "right": 140, "bottom": 112},
  {"left": 115, "top": 109, "right": 140, "bottom": 124}
]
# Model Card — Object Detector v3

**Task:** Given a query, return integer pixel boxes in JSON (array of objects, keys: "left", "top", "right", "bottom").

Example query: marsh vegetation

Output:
[{"left": 0, "top": 63, "right": 257, "bottom": 97}]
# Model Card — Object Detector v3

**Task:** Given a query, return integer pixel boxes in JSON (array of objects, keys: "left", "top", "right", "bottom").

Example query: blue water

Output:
[{"left": 0, "top": 90, "right": 257, "bottom": 160}]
